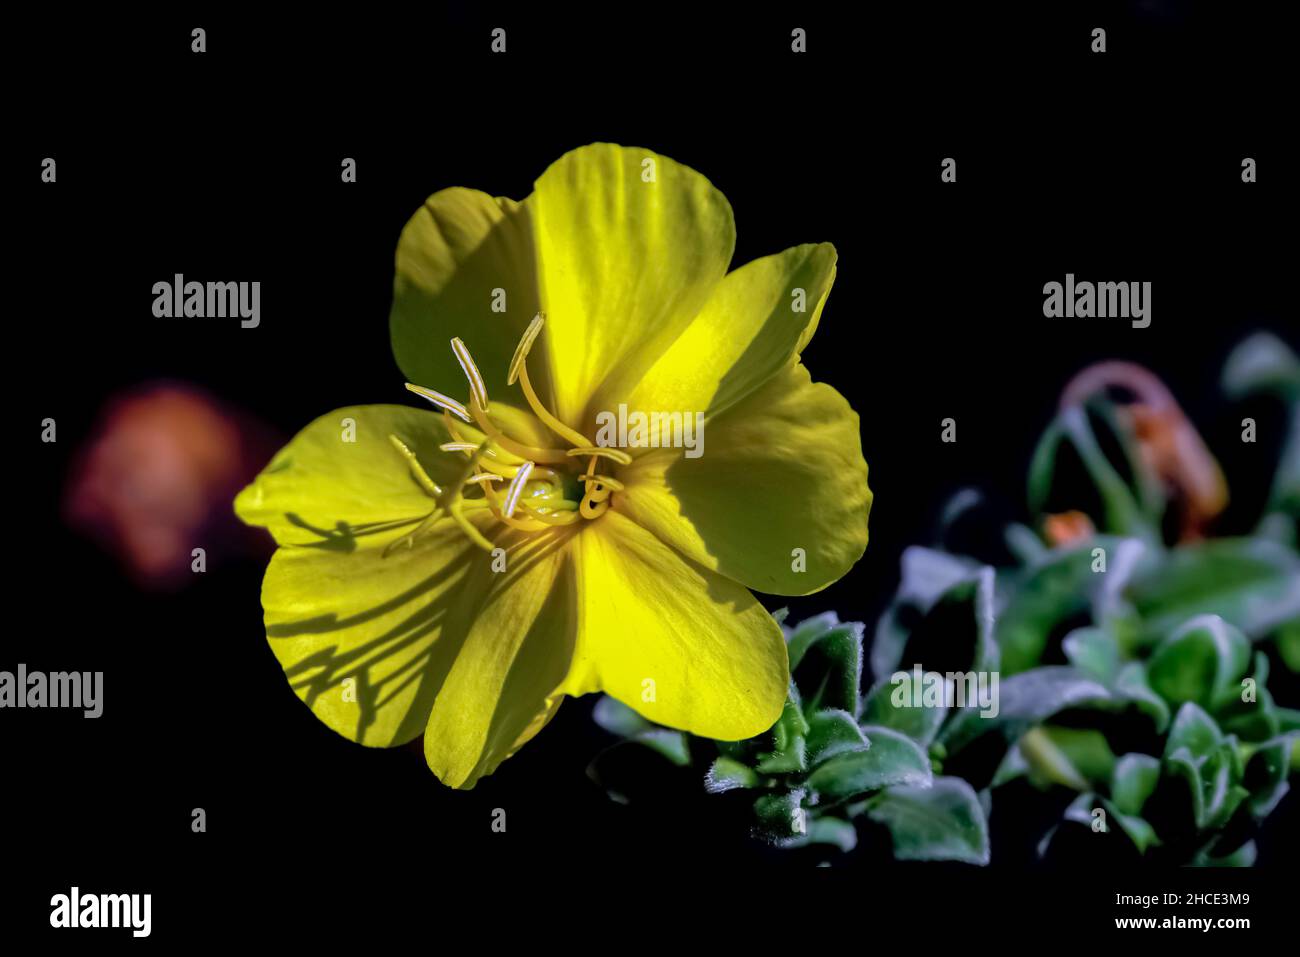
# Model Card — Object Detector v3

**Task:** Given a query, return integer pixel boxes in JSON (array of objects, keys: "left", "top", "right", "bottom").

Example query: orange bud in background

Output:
[{"left": 64, "top": 383, "right": 277, "bottom": 588}]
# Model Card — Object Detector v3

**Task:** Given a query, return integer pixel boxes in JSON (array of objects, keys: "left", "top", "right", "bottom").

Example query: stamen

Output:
[
  {"left": 517, "top": 505, "right": 581, "bottom": 526},
  {"left": 566, "top": 447, "right": 633, "bottom": 465},
  {"left": 465, "top": 473, "right": 504, "bottom": 486},
  {"left": 518, "top": 361, "right": 594, "bottom": 449},
  {"left": 469, "top": 403, "right": 573, "bottom": 464},
  {"left": 507, "top": 313, "right": 545, "bottom": 386},
  {"left": 502, "top": 461, "right": 535, "bottom": 518},
  {"left": 406, "top": 383, "right": 471, "bottom": 423},
  {"left": 383, "top": 509, "right": 441, "bottom": 557},
  {"left": 439, "top": 442, "right": 480, "bottom": 453},
  {"left": 481, "top": 480, "right": 550, "bottom": 530},
  {"left": 447, "top": 499, "right": 496, "bottom": 551},
  {"left": 507, "top": 314, "right": 597, "bottom": 448},
  {"left": 388, "top": 435, "right": 443, "bottom": 497},
  {"left": 436, "top": 443, "right": 496, "bottom": 552},
  {"left": 472, "top": 455, "right": 557, "bottom": 480},
  {"left": 450, "top": 338, "right": 490, "bottom": 412},
  {"left": 444, "top": 413, "right": 529, "bottom": 467}
]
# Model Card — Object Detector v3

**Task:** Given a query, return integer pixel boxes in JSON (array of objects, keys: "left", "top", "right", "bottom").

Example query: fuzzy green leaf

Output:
[
  {"left": 1147, "top": 615, "right": 1251, "bottom": 709},
  {"left": 704, "top": 757, "right": 760, "bottom": 794},
  {"left": 866, "top": 777, "right": 990, "bottom": 865},
  {"left": 807, "top": 725, "right": 931, "bottom": 800},
  {"left": 1129, "top": 539, "right": 1300, "bottom": 643},
  {"left": 940, "top": 667, "right": 1111, "bottom": 754},
  {"left": 1062, "top": 627, "right": 1122, "bottom": 683},
  {"left": 861, "top": 672, "right": 948, "bottom": 746},
  {"left": 1111, "top": 753, "right": 1161, "bottom": 817},
  {"left": 806, "top": 708, "right": 870, "bottom": 766}
]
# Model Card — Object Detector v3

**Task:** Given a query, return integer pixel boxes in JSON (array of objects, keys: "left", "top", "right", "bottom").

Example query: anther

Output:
[
  {"left": 450, "top": 338, "right": 490, "bottom": 412},
  {"left": 406, "top": 383, "right": 472, "bottom": 423},
  {"left": 502, "top": 461, "right": 535, "bottom": 519}
]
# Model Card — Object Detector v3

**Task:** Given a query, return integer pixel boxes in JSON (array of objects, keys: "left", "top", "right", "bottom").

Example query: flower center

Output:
[{"left": 391, "top": 314, "right": 630, "bottom": 553}]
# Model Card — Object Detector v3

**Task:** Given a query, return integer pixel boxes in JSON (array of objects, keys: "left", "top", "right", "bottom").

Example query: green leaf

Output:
[
  {"left": 940, "top": 667, "right": 1112, "bottom": 754},
  {"left": 1062, "top": 627, "right": 1121, "bottom": 683},
  {"left": 1017, "top": 727, "right": 1089, "bottom": 791},
  {"left": 872, "top": 547, "right": 982, "bottom": 678},
  {"left": 1147, "top": 615, "right": 1251, "bottom": 709},
  {"left": 1192, "top": 840, "right": 1257, "bottom": 867},
  {"left": 861, "top": 671, "right": 948, "bottom": 747},
  {"left": 756, "top": 699, "right": 809, "bottom": 774},
  {"left": 752, "top": 789, "right": 807, "bottom": 842},
  {"left": 1111, "top": 753, "right": 1161, "bottom": 816},
  {"left": 1164, "top": 705, "right": 1249, "bottom": 831},
  {"left": 630, "top": 730, "right": 692, "bottom": 767},
  {"left": 1164, "top": 702, "right": 1223, "bottom": 761},
  {"left": 704, "top": 757, "right": 760, "bottom": 794},
  {"left": 797, "top": 815, "right": 858, "bottom": 852},
  {"left": 1057, "top": 793, "right": 1160, "bottom": 855},
  {"left": 1222, "top": 332, "right": 1300, "bottom": 400},
  {"left": 1129, "top": 539, "right": 1300, "bottom": 643},
  {"left": 991, "top": 743, "right": 1030, "bottom": 788},
  {"left": 1244, "top": 735, "right": 1294, "bottom": 817},
  {"left": 590, "top": 697, "right": 693, "bottom": 768},
  {"left": 1230, "top": 335, "right": 1300, "bottom": 515},
  {"left": 807, "top": 726, "right": 932, "bottom": 800},
  {"left": 1029, "top": 404, "right": 1155, "bottom": 538},
  {"left": 1277, "top": 619, "right": 1300, "bottom": 673},
  {"left": 1278, "top": 708, "right": 1300, "bottom": 735},
  {"left": 592, "top": 695, "right": 658, "bottom": 739},
  {"left": 786, "top": 615, "right": 863, "bottom": 716},
  {"left": 805, "top": 708, "right": 870, "bottom": 766},
  {"left": 1114, "top": 662, "right": 1171, "bottom": 732},
  {"left": 865, "top": 777, "right": 990, "bottom": 865},
  {"left": 1040, "top": 726, "right": 1116, "bottom": 785},
  {"left": 785, "top": 612, "right": 842, "bottom": 666},
  {"left": 995, "top": 538, "right": 1138, "bottom": 674},
  {"left": 1217, "top": 651, "right": 1279, "bottom": 741},
  {"left": 585, "top": 732, "right": 692, "bottom": 804},
  {"left": 1102, "top": 799, "right": 1161, "bottom": 854}
]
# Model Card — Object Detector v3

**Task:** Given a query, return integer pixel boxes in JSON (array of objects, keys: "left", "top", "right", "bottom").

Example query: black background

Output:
[{"left": 7, "top": 1, "right": 1296, "bottom": 941}]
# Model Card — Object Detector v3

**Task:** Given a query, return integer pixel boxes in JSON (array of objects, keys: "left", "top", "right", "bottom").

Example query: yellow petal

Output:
[
  {"left": 623, "top": 243, "right": 837, "bottom": 421},
  {"left": 560, "top": 511, "right": 788, "bottom": 740},
  {"left": 423, "top": 528, "right": 577, "bottom": 787},
  {"left": 258, "top": 509, "right": 494, "bottom": 749},
  {"left": 531, "top": 143, "right": 736, "bottom": 425},
  {"left": 388, "top": 188, "right": 554, "bottom": 407},
  {"left": 235, "top": 404, "right": 461, "bottom": 547},
  {"left": 238, "top": 403, "right": 575, "bottom": 777},
  {"left": 617, "top": 363, "right": 871, "bottom": 596}
]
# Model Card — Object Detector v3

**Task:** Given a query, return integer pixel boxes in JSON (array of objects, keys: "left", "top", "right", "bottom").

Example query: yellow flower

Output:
[{"left": 235, "top": 143, "right": 871, "bottom": 787}]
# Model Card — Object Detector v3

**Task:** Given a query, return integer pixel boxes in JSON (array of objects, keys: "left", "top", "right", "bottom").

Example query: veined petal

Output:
[
  {"left": 235, "top": 404, "right": 464, "bottom": 547},
  {"left": 559, "top": 511, "right": 788, "bottom": 740},
  {"left": 531, "top": 143, "right": 736, "bottom": 425},
  {"left": 257, "top": 512, "right": 491, "bottom": 749},
  {"left": 423, "top": 528, "right": 577, "bottom": 787},
  {"left": 623, "top": 243, "right": 837, "bottom": 422},
  {"left": 616, "top": 363, "right": 871, "bottom": 596},
  {"left": 388, "top": 188, "right": 553, "bottom": 406}
]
